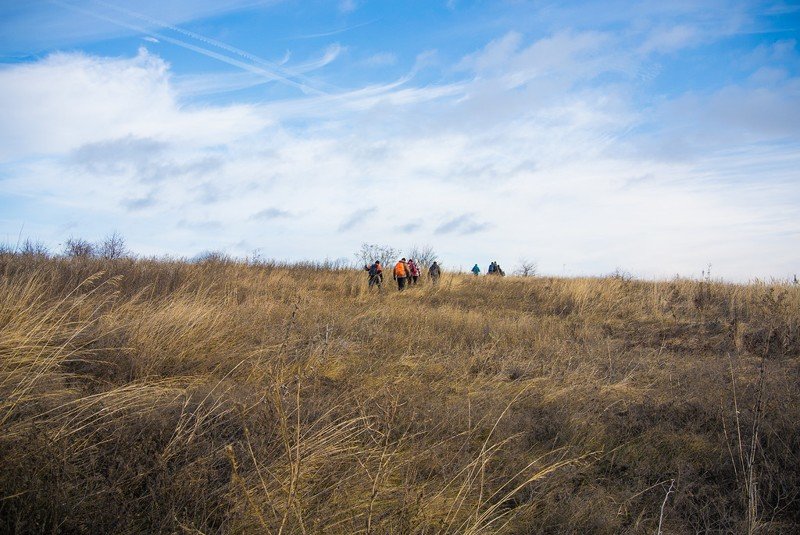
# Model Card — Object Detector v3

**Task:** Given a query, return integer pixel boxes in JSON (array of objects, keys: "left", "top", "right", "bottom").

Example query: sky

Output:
[{"left": 0, "top": 0, "right": 799, "bottom": 280}]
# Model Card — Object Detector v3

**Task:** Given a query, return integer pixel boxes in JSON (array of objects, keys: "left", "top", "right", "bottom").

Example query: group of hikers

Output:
[
  {"left": 364, "top": 258, "right": 441, "bottom": 291},
  {"left": 364, "top": 258, "right": 505, "bottom": 291},
  {"left": 471, "top": 261, "right": 505, "bottom": 276}
]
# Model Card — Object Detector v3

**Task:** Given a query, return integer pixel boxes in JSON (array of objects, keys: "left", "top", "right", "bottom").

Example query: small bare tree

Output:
[
  {"left": 98, "top": 231, "right": 128, "bottom": 259},
  {"left": 408, "top": 244, "right": 438, "bottom": 269},
  {"left": 514, "top": 258, "right": 537, "bottom": 277},
  {"left": 355, "top": 243, "right": 399, "bottom": 270},
  {"left": 20, "top": 238, "right": 50, "bottom": 257},
  {"left": 193, "top": 250, "right": 232, "bottom": 264},
  {"left": 610, "top": 267, "right": 633, "bottom": 281},
  {"left": 63, "top": 237, "right": 95, "bottom": 258}
]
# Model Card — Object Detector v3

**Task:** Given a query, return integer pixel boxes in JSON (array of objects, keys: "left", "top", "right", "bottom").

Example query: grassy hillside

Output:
[{"left": 1, "top": 254, "right": 798, "bottom": 534}]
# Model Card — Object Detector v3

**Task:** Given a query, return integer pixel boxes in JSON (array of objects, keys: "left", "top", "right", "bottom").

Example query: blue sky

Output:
[{"left": 1, "top": 0, "right": 799, "bottom": 280}]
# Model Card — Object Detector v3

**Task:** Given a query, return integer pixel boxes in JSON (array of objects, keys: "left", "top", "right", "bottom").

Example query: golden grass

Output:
[{"left": 1, "top": 254, "right": 798, "bottom": 533}]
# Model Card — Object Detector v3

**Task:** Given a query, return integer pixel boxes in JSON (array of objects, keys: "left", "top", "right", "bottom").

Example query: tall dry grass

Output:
[{"left": 0, "top": 253, "right": 798, "bottom": 533}]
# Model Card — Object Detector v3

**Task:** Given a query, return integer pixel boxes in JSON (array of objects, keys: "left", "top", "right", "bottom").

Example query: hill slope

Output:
[{"left": 1, "top": 255, "right": 798, "bottom": 533}]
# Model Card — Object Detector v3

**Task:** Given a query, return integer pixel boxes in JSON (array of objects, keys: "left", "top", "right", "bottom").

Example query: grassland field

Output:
[{"left": 1, "top": 253, "right": 798, "bottom": 534}]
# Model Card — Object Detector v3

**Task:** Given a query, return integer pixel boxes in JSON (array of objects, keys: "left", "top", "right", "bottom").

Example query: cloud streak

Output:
[
  {"left": 338, "top": 208, "right": 377, "bottom": 232},
  {"left": 251, "top": 207, "right": 292, "bottom": 220},
  {"left": 435, "top": 214, "right": 490, "bottom": 235}
]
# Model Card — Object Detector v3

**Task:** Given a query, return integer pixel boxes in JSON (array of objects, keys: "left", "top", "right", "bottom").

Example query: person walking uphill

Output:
[
  {"left": 365, "top": 260, "right": 383, "bottom": 290},
  {"left": 472, "top": 264, "right": 480, "bottom": 276},
  {"left": 407, "top": 258, "right": 421, "bottom": 285},
  {"left": 394, "top": 258, "right": 410, "bottom": 291},
  {"left": 429, "top": 261, "right": 441, "bottom": 283}
]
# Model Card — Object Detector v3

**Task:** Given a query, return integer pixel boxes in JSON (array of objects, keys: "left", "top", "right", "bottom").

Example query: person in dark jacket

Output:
[
  {"left": 365, "top": 260, "right": 383, "bottom": 289},
  {"left": 429, "top": 261, "right": 441, "bottom": 283}
]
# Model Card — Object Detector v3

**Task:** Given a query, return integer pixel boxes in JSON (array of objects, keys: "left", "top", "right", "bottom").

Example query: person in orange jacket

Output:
[{"left": 393, "top": 258, "right": 410, "bottom": 291}]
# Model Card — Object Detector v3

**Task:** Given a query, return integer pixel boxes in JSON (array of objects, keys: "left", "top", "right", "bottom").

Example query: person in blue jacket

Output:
[{"left": 471, "top": 264, "right": 480, "bottom": 276}]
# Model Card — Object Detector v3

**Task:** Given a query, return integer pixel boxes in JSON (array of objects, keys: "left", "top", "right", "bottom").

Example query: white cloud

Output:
[
  {"left": 639, "top": 25, "right": 699, "bottom": 54},
  {"left": 362, "top": 52, "right": 398, "bottom": 67},
  {"left": 0, "top": 48, "right": 263, "bottom": 159},
  {"left": 339, "top": 0, "right": 358, "bottom": 13},
  {"left": 294, "top": 43, "right": 345, "bottom": 72}
]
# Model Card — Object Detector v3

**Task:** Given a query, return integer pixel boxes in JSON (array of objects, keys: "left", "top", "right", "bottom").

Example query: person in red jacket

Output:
[
  {"left": 407, "top": 258, "right": 420, "bottom": 285},
  {"left": 393, "top": 258, "right": 409, "bottom": 291}
]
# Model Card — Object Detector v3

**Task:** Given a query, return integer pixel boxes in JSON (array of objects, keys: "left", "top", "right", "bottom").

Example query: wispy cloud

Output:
[
  {"left": 338, "top": 208, "right": 377, "bottom": 231},
  {"left": 122, "top": 193, "right": 157, "bottom": 211},
  {"left": 288, "top": 19, "right": 379, "bottom": 40},
  {"left": 177, "top": 219, "right": 223, "bottom": 231},
  {"left": 70, "top": 136, "right": 167, "bottom": 174},
  {"left": 639, "top": 25, "right": 700, "bottom": 54},
  {"left": 435, "top": 214, "right": 490, "bottom": 235},
  {"left": 251, "top": 207, "right": 292, "bottom": 220},
  {"left": 339, "top": 0, "right": 357, "bottom": 13},
  {"left": 362, "top": 52, "right": 397, "bottom": 67},
  {"left": 400, "top": 221, "right": 422, "bottom": 233},
  {"left": 294, "top": 44, "right": 344, "bottom": 72}
]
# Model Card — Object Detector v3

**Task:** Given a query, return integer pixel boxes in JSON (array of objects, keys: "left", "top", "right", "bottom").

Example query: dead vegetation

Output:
[{"left": 1, "top": 253, "right": 798, "bottom": 533}]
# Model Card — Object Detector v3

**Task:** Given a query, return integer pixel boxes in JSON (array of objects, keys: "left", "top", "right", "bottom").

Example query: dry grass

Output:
[{"left": 1, "top": 253, "right": 798, "bottom": 534}]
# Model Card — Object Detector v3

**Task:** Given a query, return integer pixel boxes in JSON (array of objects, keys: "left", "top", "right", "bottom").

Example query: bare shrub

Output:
[
  {"left": 20, "top": 238, "right": 50, "bottom": 257},
  {"left": 192, "top": 250, "right": 232, "bottom": 264},
  {"left": 515, "top": 257, "right": 537, "bottom": 277},
  {"left": 98, "top": 231, "right": 128, "bottom": 260},
  {"left": 355, "top": 242, "right": 399, "bottom": 268},
  {"left": 408, "top": 244, "right": 438, "bottom": 268},
  {"left": 610, "top": 267, "right": 633, "bottom": 281},
  {"left": 63, "top": 237, "right": 95, "bottom": 258}
]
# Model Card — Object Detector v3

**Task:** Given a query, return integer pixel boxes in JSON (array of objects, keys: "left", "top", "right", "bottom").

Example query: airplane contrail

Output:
[
  {"left": 49, "top": 0, "right": 425, "bottom": 108},
  {"left": 288, "top": 19, "right": 379, "bottom": 40},
  {"left": 88, "top": 0, "right": 338, "bottom": 94},
  {"left": 49, "top": 0, "right": 328, "bottom": 95}
]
